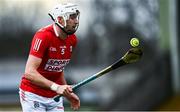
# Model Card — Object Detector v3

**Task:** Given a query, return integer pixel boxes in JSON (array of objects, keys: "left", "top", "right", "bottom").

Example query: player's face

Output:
[{"left": 64, "top": 13, "right": 79, "bottom": 35}]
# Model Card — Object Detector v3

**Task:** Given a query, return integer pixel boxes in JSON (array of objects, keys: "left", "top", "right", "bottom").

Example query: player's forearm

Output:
[
  {"left": 24, "top": 55, "right": 55, "bottom": 90},
  {"left": 25, "top": 70, "right": 53, "bottom": 89}
]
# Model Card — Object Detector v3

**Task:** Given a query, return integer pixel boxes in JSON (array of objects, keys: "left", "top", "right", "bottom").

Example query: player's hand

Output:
[
  {"left": 65, "top": 93, "right": 80, "bottom": 110},
  {"left": 56, "top": 85, "right": 73, "bottom": 96}
]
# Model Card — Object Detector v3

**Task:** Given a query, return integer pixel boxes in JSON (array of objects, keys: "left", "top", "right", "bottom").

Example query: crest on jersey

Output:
[
  {"left": 49, "top": 47, "right": 57, "bottom": 52},
  {"left": 33, "top": 101, "right": 40, "bottom": 108}
]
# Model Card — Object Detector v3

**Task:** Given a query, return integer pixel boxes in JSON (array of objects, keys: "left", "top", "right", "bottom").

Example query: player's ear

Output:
[{"left": 57, "top": 16, "right": 65, "bottom": 26}]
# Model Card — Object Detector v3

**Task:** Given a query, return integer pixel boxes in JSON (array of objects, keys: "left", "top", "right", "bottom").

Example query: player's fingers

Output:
[
  {"left": 64, "top": 88, "right": 71, "bottom": 96},
  {"left": 73, "top": 105, "right": 79, "bottom": 110},
  {"left": 71, "top": 99, "right": 80, "bottom": 110},
  {"left": 63, "top": 89, "right": 68, "bottom": 96},
  {"left": 64, "top": 86, "right": 73, "bottom": 95},
  {"left": 76, "top": 101, "right": 80, "bottom": 109},
  {"left": 71, "top": 104, "right": 79, "bottom": 110},
  {"left": 71, "top": 105, "right": 77, "bottom": 110},
  {"left": 68, "top": 87, "right": 73, "bottom": 93}
]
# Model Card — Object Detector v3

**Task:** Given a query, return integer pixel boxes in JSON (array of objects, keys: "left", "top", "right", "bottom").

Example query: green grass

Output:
[{"left": 0, "top": 104, "right": 98, "bottom": 111}]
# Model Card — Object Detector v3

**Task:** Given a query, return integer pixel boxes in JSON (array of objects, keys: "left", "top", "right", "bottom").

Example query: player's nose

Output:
[{"left": 74, "top": 18, "right": 79, "bottom": 24}]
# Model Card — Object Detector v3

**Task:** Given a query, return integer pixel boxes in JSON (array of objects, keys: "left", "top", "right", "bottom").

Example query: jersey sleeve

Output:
[{"left": 29, "top": 32, "right": 50, "bottom": 58}]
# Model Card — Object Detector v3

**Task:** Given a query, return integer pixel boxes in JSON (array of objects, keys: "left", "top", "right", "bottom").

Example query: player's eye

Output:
[
  {"left": 69, "top": 10, "right": 80, "bottom": 20},
  {"left": 69, "top": 13, "right": 78, "bottom": 19}
]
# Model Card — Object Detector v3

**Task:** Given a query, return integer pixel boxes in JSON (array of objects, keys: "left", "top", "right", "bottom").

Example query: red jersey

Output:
[{"left": 20, "top": 24, "right": 77, "bottom": 98}]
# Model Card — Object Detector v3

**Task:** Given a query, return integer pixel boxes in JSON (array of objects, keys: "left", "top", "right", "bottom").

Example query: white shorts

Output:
[{"left": 19, "top": 89, "right": 64, "bottom": 112}]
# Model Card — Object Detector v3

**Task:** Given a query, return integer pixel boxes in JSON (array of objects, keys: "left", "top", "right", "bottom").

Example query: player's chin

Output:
[{"left": 67, "top": 29, "right": 76, "bottom": 35}]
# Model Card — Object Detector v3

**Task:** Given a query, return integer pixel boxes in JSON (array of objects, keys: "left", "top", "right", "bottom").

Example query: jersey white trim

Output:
[
  {"left": 53, "top": 24, "right": 59, "bottom": 37},
  {"left": 33, "top": 38, "right": 42, "bottom": 52}
]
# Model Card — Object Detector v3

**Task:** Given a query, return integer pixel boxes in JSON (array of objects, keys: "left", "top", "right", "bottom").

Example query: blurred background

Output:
[{"left": 0, "top": 0, "right": 179, "bottom": 111}]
